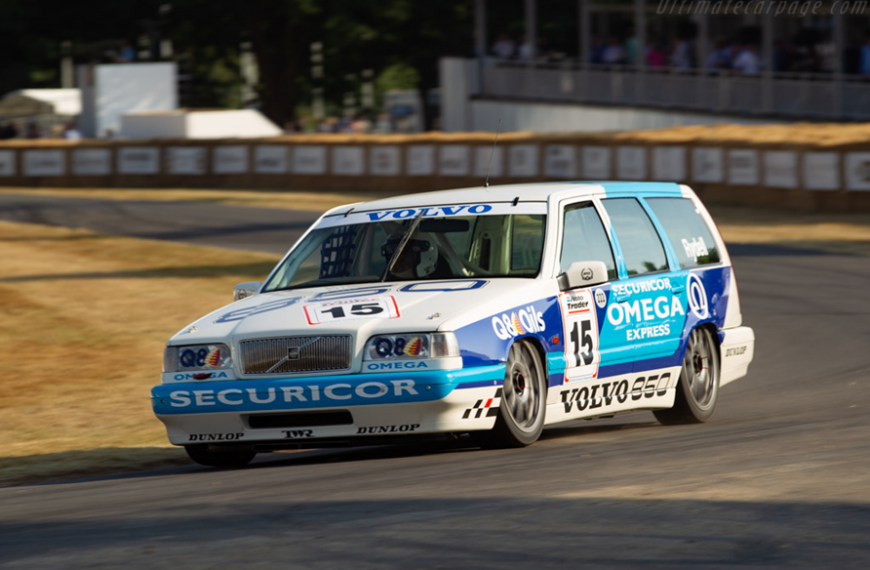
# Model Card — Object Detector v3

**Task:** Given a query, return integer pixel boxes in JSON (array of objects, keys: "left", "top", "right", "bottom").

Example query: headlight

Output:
[
  {"left": 163, "top": 344, "right": 232, "bottom": 372},
  {"left": 364, "top": 333, "right": 459, "bottom": 360}
]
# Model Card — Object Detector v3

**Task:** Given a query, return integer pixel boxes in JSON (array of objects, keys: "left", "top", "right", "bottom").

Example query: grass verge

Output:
[
  {"left": 0, "top": 187, "right": 387, "bottom": 212},
  {"left": 2, "top": 187, "right": 868, "bottom": 255},
  {"left": 0, "top": 220, "right": 280, "bottom": 486},
  {"left": 709, "top": 205, "right": 870, "bottom": 256}
]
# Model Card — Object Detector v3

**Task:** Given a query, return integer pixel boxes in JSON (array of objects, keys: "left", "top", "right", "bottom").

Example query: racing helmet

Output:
[{"left": 381, "top": 232, "right": 439, "bottom": 278}]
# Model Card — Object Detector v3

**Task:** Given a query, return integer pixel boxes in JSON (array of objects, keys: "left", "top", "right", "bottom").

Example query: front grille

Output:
[{"left": 240, "top": 335, "right": 352, "bottom": 375}]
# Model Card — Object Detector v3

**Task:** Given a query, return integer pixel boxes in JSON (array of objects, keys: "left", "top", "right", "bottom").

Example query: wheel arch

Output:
[
  {"left": 681, "top": 321, "right": 721, "bottom": 362},
  {"left": 514, "top": 335, "right": 550, "bottom": 389}
]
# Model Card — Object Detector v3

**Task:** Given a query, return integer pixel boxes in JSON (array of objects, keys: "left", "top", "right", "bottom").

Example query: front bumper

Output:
[{"left": 151, "top": 366, "right": 506, "bottom": 446}]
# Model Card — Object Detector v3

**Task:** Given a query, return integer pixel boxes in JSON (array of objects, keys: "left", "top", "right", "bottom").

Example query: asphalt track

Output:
[{"left": 1, "top": 193, "right": 869, "bottom": 569}]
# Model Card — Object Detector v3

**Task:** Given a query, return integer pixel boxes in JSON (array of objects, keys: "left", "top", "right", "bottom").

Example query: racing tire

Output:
[
  {"left": 474, "top": 341, "right": 547, "bottom": 448},
  {"left": 654, "top": 327, "right": 720, "bottom": 425},
  {"left": 184, "top": 444, "right": 256, "bottom": 468}
]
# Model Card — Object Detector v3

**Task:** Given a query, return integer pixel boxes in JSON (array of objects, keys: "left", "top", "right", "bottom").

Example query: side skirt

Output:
[{"left": 544, "top": 366, "right": 681, "bottom": 425}]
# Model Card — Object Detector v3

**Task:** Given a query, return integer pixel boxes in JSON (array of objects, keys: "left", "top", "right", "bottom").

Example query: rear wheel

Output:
[
  {"left": 475, "top": 341, "right": 547, "bottom": 448},
  {"left": 185, "top": 444, "right": 256, "bottom": 468},
  {"left": 654, "top": 327, "right": 720, "bottom": 425}
]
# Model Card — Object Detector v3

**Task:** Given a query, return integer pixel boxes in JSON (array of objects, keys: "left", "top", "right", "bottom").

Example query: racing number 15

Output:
[
  {"left": 560, "top": 290, "right": 600, "bottom": 379},
  {"left": 304, "top": 296, "right": 401, "bottom": 325},
  {"left": 321, "top": 303, "right": 383, "bottom": 319},
  {"left": 569, "top": 320, "right": 594, "bottom": 367}
]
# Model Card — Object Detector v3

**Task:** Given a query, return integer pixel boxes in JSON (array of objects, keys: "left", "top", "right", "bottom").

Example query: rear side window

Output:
[
  {"left": 602, "top": 198, "right": 668, "bottom": 277},
  {"left": 560, "top": 202, "right": 617, "bottom": 278},
  {"left": 646, "top": 198, "right": 721, "bottom": 269}
]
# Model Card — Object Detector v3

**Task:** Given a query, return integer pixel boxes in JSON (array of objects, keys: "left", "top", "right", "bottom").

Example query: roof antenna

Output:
[{"left": 484, "top": 118, "right": 502, "bottom": 189}]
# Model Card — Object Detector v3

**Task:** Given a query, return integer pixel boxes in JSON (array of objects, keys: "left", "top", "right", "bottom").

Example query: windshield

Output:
[{"left": 262, "top": 213, "right": 547, "bottom": 292}]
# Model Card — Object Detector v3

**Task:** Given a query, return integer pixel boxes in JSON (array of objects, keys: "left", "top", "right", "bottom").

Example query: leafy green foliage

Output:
[{"left": 0, "top": 0, "right": 473, "bottom": 128}]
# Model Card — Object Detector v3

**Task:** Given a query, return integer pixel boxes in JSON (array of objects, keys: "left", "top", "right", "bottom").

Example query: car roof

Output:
[{"left": 324, "top": 181, "right": 685, "bottom": 217}]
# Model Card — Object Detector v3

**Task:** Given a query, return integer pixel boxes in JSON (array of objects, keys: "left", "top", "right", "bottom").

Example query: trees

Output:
[{"left": 0, "top": 0, "right": 473, "bottom": 130}]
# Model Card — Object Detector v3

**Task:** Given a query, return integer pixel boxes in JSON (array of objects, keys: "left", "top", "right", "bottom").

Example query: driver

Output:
[{"left": 381, "top": 232, "right": 439, "bottom": 279}]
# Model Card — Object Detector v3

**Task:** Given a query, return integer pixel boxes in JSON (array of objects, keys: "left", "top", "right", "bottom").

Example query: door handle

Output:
[
  {"left": 613, "top": 291, "right": 630, "bottom": 302},
  {"left": 672, "top": 285, "right": 685, "bottom": 294}
]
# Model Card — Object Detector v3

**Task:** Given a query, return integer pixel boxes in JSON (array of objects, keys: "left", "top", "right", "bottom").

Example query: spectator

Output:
[
  {"left": 118, "top": 41, "right": 136, "bottom": 63},
  {"left": 25, "top": 122, "right": 40, "bottom": 139},
  {"left": 646, "top": 36, "right": 667, "bottom": 69},
  {"left": 350, "top": 114, "right": 371, "bottom": 133},
  {"left": 772, "top": 39, "right": 792, "bottom": 72},
  {"left": 517, "top": 35, "right": 534, "bottom": 61},
  {"left": 733, "top": 44, "right": 762, "bottom": 74},
  {"left": 492, "top": 33, "right": 516, "bottom": 59},
  {"left": 625, "top": 27, "right": 639, "bottom": 65},
  {"left": 861, "top": 35, "right": 870, "bottom": 76},
  {"left": 536, "top": 36, "right": 556, "bottom": 62},
  {"left": 62, "top": 122, "right": 81, "bottom": 140},
  {"left": 671, "top": 37, "right": 694, "bottom": 70},
  {"left": 602, "top": 36, "right": 626, "bottom": 65},
  {"left": 705, "top": 37, "right": 733, "bottom": 71},
  {"left": 590, "top": 36, "right": 605, "bottom": 65},
  {"left": 0, "top": 122, "right": 17, "bottom": 139}
]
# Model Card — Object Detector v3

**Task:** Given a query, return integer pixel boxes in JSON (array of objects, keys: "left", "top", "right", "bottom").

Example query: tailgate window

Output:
[{"left": 646, "top": 198, "right": 721, "bottom": 269}]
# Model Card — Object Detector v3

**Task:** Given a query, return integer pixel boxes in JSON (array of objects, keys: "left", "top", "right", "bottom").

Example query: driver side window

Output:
[{"left": 560, "top": 202, "right": 617, "bottom": 279}]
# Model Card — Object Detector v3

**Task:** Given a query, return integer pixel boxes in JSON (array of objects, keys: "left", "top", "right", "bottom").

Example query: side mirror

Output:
[
  {"left": 558, "top": 261, "right": 608, "bottom": 291},
  {"left": 233, "top": 281, "right": 262, "bottom": 301}
]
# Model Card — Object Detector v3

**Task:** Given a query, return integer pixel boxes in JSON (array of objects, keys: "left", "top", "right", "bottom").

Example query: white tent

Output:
[{"left": 0, "top": 89, "right": 81, "bottom": 119}]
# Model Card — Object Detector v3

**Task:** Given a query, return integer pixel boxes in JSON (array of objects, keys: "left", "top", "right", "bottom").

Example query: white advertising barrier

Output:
[
  {"left": 118, "top": 147, "right": 160, "bottom": 174},
  {"left": 23, "top": 150, "right": 65, "bottom": 176},
  {"left": 617, "top": 146, "right": 646, "bottom": 180},
  {"left": 332, "top": 146, "right": 365, "bottom": 176},
  {"left": 213, "top": 145, "right": 249, "bottom": 174},
  {"left": 167, "top": 147, "right": 206, "bottom": 175},
  {"left": 439, "top": 145, "right": 470, "bottom": 176},
  {"left": 692, "top": 147, "right": 724, "bottom": 183},
  {"left": 652, "top": 146, "right": 686, "bottom": 181},
  {"left": 846, "top": 152, "right": 870, "bottom": 191},
  {"left": 582, "top": 146, "right": 611, "bottom": 179},
  {"left": 728, "top": 149, "right": 759, "bottom": 186},
  {"left": 543, "top": 145, "right": 577, "bottom": 178},
  {"left": 763, "top": 151, "right": 798, "bottom": 189},
  {"left": 72, "top": 148, "right": 112, "bottom": 176},
  {"left": 473, "top": 146, "right": 503, "bottom": 178},
  {"left": 509, "top": 145, "right": 539, "bottom": 177},
  {"left": 254, "top": 145, "right": 289, "bottom": 174},
  {"left": 407, "top": 145, "right": 435, "bottom": 176},
  {"left": 293, "top": 146, "right": 327, "bottom": 175},
  {"left": 0, "top": 150, "right": 16, "bottom": 176},
  {"left": 370, "top": 146, "right": 400, "bottom": 176},
  {"left": 803, "top": 152, "right": 839, "bottom": 191}
]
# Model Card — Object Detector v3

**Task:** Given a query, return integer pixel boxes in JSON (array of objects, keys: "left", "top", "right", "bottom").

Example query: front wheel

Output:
[
  {"left": 654, "top": 327, "right": 720, "bottom": 425},
  {"left": 185, "top": 444, "right": 256, "bottom": 468},
  {"left": 475, "top": 341, "right": 547, "bottom": 448}
]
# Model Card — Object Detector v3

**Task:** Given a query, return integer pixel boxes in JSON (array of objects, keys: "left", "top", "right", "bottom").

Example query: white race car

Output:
[{"left": 152, "top": 182, "right": 755, "bottom": 467}]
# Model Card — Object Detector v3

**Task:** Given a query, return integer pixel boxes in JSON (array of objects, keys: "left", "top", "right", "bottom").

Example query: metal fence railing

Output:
[{"left": 477, "top": 60, "right": 870, "bottom": 121}]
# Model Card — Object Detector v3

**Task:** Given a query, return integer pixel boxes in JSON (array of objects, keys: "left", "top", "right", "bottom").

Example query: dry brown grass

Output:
[
  {"left": 0, "top": 187, "right": 385, "bottom": 212},
  {"left": 613, "top": 123, "right": 870, "bottom": 146},
  {"left": 0, "top": 220, "right": 280, "bottom": 485},
  {"left": 0, "top": 197, "right": 867, "bottom": 486},
  {"left": 709, "top": 205, "right": 870, "bottom": 255}
]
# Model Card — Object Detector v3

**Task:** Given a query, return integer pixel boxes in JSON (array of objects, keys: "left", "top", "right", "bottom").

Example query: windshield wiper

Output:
[{"left": 381, "top": 211, "right": 425, "bottom": 282}]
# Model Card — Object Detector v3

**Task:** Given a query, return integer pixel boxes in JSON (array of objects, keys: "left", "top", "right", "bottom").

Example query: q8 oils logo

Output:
[{"left": 492, "top": 305, "right": 546, "bottom": 340}]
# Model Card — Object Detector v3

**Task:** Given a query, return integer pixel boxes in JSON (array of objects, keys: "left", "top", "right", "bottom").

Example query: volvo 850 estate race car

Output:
[{"left": 152, "top": 182, "right": 755, "bottom": 467}]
